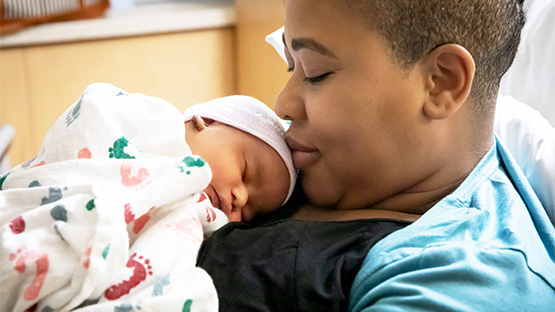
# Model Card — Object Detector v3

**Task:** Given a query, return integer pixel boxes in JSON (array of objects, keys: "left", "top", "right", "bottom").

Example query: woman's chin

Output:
[{"left": 301, "top": 177, "right": 341, "bottom": 208}]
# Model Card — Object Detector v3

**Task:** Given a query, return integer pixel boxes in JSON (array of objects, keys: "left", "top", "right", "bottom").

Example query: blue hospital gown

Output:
[{"left": 350, "top": 136, "right": 555, "bottom": 311}]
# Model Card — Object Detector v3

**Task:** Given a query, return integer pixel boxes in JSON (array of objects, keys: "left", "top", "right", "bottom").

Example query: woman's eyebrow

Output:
[{"left": 289, "top": 38, "right": 337, "bottom": 58}]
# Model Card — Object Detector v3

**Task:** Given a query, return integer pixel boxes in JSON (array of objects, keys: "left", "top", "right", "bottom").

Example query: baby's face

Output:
[{"left": 185, "top": 118, "right": 290, "bottom": 222}]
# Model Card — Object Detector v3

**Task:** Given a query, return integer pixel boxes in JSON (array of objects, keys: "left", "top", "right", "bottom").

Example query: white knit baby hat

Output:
[{"left": 183, "top": 95, "right": 297, "bottom": 205}]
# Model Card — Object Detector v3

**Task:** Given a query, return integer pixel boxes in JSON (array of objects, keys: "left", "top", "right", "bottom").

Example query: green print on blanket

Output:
[
  {"left": 0, "top": 172, "right": 8, "bottom": 190},
  {"left": 103, "top": 244, "right": 110, "bottom": 259},
  {"left": 177, "top": 156, "right": 206, "bottom": 175},
  {"left": 86, "top": 199, "right": 96, "bottom": 211},
  {"left": 183, "top": 299, "right": 193, "bottom": 312},
  {"left": 109, "top": 137, "right": 135, "bottom": 159}
]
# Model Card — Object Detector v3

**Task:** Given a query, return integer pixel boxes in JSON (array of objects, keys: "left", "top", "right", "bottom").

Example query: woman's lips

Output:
[{"left": 285, "top": 136, "right": 320, "bottom": 169}]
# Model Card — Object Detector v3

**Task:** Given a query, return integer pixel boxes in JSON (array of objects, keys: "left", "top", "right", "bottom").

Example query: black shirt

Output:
[{"left": 197, "top": 218, "right": 411, "bottom": 312}]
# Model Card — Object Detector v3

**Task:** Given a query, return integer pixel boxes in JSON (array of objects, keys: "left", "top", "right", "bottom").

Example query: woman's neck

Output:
[{"left": 291, "top": 203, "right": 421, "bottom": 222}]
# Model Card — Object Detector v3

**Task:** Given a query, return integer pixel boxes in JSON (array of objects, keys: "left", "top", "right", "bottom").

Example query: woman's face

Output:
[{"left": 275, "top": 0, "right": 430, "bottom": 209}]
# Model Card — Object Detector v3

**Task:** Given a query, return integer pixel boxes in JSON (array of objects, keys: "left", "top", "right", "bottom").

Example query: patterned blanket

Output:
[{"left": 0, "top": 83, "right": 227, "bottom": 312}]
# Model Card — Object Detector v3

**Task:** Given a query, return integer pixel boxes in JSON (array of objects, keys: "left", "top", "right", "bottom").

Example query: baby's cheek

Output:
[{"left": 228, "top": 209, "right": 243, "bottom": 222}]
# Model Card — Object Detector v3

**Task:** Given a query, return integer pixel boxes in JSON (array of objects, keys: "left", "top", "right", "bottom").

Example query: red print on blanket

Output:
[
  {"left": 166, "top": 217, "right": 203, "bottom": 246},
  {"left": 9, "top": 246, "right": 49, "bottom": 301},
  {"left": 198, "top": 193, "right": 218, "bottom": 222},
  {"left": 104, "top": 253, "right": 153, "bottom": 300},
  {"left": 120, "top": 162, "right": 149, "bottom": 187},
  {"left": 24, "top": 160, "right": 45, "bottom": 170},
  {"left": 78, "top": 147, "right": 92, "bottom": 159},
  {"left": 10, "top": 216, "right": 26, "bottom": 234},
  {"left": 83, "top": 247, "right": 92, "bottom": 268},
  {"left": 124, "top": 203, "right": 152, "bottom": 234}
]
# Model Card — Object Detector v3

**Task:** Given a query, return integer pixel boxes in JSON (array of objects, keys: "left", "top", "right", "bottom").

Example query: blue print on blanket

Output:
[
  {"left": 152, "top": 274, "right": 170, "bottom": 296},
  {"left": 51, "top": 205, "right": 68, "bottom": 222},
  {"left": 114, "top": 300, "right": 141, "bottom": 312},
  {"left": 41, "top": 306, "right": 54, "bottom": 312},
  {"left": 66, "top": 96, "right": 83, "bottom": 127},
  {"left": 20, "top": 156, "right": 36, "bottom": 169},
  {"left": 42, "top": 187, "right": 62, "bottom": 205},
  {"left": 116, "top": 90, "right": 128, "bottom": 96},
  {"left": 41, "top": 187, "right": 62, "bottom": 205},
  {"left": 29, "top": 180, "right": 41, "bottom": 188}
]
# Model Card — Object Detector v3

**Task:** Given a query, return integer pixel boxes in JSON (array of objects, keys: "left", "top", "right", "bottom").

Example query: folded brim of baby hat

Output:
[{"left": 183, "top": 95, "right": 297, "bottom": 205}]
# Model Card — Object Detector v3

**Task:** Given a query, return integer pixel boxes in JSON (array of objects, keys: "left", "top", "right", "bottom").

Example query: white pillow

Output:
[
  {"left": 495, "top": 95, "right": 555, "bottom": 224},
  {"left": 265, "top": 27, "right": 286, "bottom": 63},
  {"left": 500, "top": 0, "right": 555, "bottom": 126}
]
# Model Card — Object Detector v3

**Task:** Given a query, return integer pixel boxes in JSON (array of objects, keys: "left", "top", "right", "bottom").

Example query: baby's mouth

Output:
[{"left": 205, "top": 185, "right": 231, "bottom": 217}]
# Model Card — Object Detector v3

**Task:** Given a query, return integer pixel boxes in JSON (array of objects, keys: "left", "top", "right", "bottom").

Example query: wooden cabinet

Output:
[
  {"left": 235, "top": 0, "right": 289, "bottom": 108},
  {"left": 0, "top": 28, "right": 235, "bottom": 167}
]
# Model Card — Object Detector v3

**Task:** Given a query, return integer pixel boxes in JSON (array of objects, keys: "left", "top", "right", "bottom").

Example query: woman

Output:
[{"left": 197, "top": 1, "right": 555, "bottom": 311}]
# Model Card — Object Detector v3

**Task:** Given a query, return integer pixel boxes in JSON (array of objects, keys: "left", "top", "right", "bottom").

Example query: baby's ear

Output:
[
  {"left": 421, "top": 43, "right": 475, "bottom": 120},
  {"left": 192, "top": 115, "right": 208, "bottom": 131}
]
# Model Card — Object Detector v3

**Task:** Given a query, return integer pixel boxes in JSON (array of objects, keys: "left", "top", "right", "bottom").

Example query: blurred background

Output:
[{"left": 0, "top": 0, "right": 289, "bottom": 171}]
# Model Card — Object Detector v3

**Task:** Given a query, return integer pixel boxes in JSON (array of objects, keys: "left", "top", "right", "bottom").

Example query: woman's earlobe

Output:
[
  {"left": 192, "top": 115, "right": 207, "bottom": 131},
  {"left": 422, "top": 44, "right": 475, "bottom": 120}
]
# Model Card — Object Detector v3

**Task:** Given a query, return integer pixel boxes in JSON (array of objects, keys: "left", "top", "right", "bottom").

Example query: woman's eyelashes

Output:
[
  {"left": 304, "top": 72, "right": 331, "bottom": 84},
  {"left": 287, "top": 66, "right": 332, "bottom": 85}
]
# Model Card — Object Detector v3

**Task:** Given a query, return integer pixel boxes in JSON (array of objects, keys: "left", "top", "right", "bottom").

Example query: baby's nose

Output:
[{"left": 231, "top": 184, "right": 248, "bottom": 211}]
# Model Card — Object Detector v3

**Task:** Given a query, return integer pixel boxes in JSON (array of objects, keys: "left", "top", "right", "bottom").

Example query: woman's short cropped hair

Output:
[{"left": 343, "top": 0, "right": 525, "bottom": 114}]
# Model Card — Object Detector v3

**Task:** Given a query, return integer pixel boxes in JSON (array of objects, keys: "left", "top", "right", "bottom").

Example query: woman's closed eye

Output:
[
  {"left": 304, "top": 72, "right": 331, "bottom": 84},
  {"left": 287, "top": 64, "right": 332, "bottom": 85}
]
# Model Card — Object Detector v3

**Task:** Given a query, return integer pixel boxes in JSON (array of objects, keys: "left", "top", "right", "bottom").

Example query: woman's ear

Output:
[
  {"left": 192, "top": 115, "right": 207, "bottom": 131},
  {"left": 421, "top": 44, "right": 475, "bottom": 120}
]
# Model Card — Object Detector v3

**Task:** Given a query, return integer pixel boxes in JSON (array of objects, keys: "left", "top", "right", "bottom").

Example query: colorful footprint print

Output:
[
  {"left": 120, "top": 163, "right": 149, "bottom": 187},
  {"left": 10, "top": 216, "right": 25, "bottom": 234},
  {"left": 124, "top": 203, "right": 152, "bottom": 234},
  {"left": 177, "top": 156, "right": 206, "bottom": 174},
  {"left": 28, "top": 180, "right": 41, "bottom": 188},
  {"left": 78, "top": 147, "right": 92, "bottom": 159},
  {"left": 41, "top": 187, "right": 62, "bottom": 205},
  {"left": 66, "top": 96, "right": 83, "bottom": 127},
  {"left": 104, "top": 253, "right": 153, "bottom": 300},
  {"left": 50, "top": 205, "right": 68, "bottom": 222},
  {"left": 152, "top": 274, "right": 170, "bottom": 297},
  {"left": 83, "top": 247, "right": 92, "bottom": 269},
  {"left": 0, "top": 172, "right": 9, "bottom": 190},
  {"left": 166, "top": 217, "right": 203, "bottom": 246},
  {"left": 113, "top": 301, "right": 141, "bottom": 312},
  {"left": 9, "top": 246, "right": 49, "bottom": 301},
  {"left": 199, "top": 193, "right": 219, "bottom": 222},
  {"left": 205, "top": 206, "right": 218, "bottom": 223},
  {"left": 109, "top": 137, "right": 135, "bottom": 159},
  {"left": 183, "top": 299, "right": 193, "bottom": 312}
]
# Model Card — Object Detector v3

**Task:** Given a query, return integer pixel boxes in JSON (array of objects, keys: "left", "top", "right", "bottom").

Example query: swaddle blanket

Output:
[{"left": 0, "top": 83, "right": 228, "bottom": 312}]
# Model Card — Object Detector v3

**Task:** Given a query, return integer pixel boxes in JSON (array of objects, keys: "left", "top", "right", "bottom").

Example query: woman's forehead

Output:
[{"left": 283, "top": 0, "right": 373, "bottom": 48}]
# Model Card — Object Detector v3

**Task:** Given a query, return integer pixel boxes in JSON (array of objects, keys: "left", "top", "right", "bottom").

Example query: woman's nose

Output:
[{"left": 274, "top": 75, "right": 306, "bottom": 121}]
